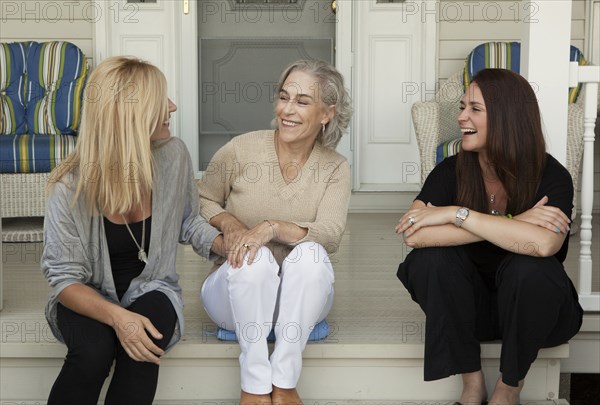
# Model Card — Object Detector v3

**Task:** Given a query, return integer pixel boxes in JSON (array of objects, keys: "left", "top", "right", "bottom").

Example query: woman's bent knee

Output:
[
  {"left": 282, "top": 242, "right": 334, "bottom": 285},
  {"left": 398, "top": 246, "right": 466, "bottom": 286},
  {"left": 227, "top": 246, "right": 279, "bottom": 288}
]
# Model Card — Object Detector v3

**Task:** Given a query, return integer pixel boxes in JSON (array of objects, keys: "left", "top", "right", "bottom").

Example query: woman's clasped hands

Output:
[
  {"left": 512, "top": 196, "right": 571, "bottom": 234},
  {"left": 222, "top": 217, "right": 276, "bottom": 268}
]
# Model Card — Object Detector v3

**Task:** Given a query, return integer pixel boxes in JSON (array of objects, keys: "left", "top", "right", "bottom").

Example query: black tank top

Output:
[{"left": 103, "top": 216, "right": 151, "bottom": 300}]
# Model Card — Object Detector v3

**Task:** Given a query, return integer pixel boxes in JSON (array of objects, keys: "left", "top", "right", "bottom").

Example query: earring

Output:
[{"left": 322, "top": 123, "right": 326, "bottom": 134}]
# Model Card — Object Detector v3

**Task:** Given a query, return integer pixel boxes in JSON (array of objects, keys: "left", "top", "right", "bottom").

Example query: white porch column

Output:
[{"left": 520, "top": 0, "right": 572, "bottom": 165}]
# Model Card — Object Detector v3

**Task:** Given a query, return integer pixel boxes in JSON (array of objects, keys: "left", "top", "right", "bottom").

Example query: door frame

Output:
[
  {"left": 178, "top": 0, "right": 351, "bottom": 174},
  {"left": 93, "top": 0, "right": 198, "bottom": 170},
  {"left": 94, "top": 0, "right": 438, "bottom": 187}
]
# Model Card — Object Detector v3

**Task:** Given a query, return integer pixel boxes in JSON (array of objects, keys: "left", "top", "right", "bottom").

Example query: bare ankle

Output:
[
  {"left": 488, "top": 376, "right": 523, "bottom": 405},
  {"left": 240, "top": 390, "right": 272, "bottom": 405},
  {"left": 460, "top": 370, "right": 488, "bottom": 404},
  {"left": 271, "top": 386, "right": 303, "bottom": 405}
]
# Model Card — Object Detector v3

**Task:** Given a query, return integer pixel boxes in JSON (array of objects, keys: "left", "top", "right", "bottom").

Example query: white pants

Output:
[{"left": 201, "top": 242, "right": 335, "bottom": 394}]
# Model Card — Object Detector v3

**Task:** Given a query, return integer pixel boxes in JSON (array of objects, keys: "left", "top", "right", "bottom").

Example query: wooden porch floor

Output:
[
  {"left": 1, "top": 213, "right": 598, "bottom": 346},
  {"left": 0, "top": 214, "right": 598, "bottom": 402}
]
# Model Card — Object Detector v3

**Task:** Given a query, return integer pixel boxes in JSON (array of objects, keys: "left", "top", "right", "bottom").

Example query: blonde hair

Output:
[{"left": 50, "top": 56, "right": 169, "bottom": 215}]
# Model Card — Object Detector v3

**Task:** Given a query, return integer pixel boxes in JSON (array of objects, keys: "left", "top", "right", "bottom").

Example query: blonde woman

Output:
[{"left": 42, "top": 57, "right": 223, "bottom": 404}]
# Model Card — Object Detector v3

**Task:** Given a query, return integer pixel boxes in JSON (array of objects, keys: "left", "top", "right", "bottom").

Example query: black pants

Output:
[
  {"left": 47, "top": 291, "right": 177, "bottom": 405},
  {"left": 397, "top": 246, "right": 583, "bottom": 387}
]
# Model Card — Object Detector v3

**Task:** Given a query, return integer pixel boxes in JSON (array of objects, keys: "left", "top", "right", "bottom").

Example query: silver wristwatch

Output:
[{"left": 455, "top": 207, "right": 469, "bottom": 227}]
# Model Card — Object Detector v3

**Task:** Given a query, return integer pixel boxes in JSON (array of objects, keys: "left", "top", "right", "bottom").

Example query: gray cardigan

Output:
[{"left": 42, "top": 137, "right": 221, "bottom": 349}]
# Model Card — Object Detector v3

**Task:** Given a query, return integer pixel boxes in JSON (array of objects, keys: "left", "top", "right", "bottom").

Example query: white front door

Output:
[
  {"left": 352, "top": 0, "right": 437, "bottom": 192},
  {"left": 94, "top": 0, "right": 180, "bottom": 134}
]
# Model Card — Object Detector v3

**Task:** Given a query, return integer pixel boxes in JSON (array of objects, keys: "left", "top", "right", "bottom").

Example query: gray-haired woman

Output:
[{"left": 198, "top": 60, "right": 353, "bottom": 404}]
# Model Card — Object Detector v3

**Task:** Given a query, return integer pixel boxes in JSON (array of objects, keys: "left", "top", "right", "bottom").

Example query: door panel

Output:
[
  {"left": 199, "top": 38, "right": 332, "bottom": 167},
  {"left": 354, "top": 0, "right": 436, "bottom": 191}
]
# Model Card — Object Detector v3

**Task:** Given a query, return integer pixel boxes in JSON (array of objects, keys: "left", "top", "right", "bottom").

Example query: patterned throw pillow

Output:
[
  {"left": 0, "top": 42, "right": 28, "bottom": 134},
  {"left": 25, "top": 41, "right": 88, "bottom": 135}
]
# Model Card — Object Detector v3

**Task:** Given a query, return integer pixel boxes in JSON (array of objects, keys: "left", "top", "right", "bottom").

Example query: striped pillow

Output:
[
  {"left": 25, "top": 41, "right": 87, "bottom": 135},
  {"left": 436, "top": 139, "right": 462, "bottom": 164},
  {"left": 0, "top": 42, "right": 28, "bottom": 134},
  {"left": 463, "top": 42, "right": 587, "bottom": 104}
]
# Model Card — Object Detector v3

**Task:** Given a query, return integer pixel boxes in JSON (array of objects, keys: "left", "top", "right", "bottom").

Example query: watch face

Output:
[{"left": 458, "top": 208, "right": 468, "bottom": 218}]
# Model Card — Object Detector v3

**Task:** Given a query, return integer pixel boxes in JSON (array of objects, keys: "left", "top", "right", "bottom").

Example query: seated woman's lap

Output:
[
  {"left": 398, "top": 245, "right": 582, "bottom": 344},
  {"left": 201, "top": 242, "right": 335, "bottom": 331}
]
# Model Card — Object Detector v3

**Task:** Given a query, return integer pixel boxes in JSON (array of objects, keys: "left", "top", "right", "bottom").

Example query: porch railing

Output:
[{"left": 570, "top": 61, "right": 600, "bottom": 311}]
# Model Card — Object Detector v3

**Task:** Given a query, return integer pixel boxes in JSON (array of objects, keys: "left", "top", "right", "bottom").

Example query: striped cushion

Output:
[
  {"left": 0, "top": 134, "right": 77, "bottom": 173},
  {"left": 26, "top": 41, "right": 87, "bottom": 135},
  {"left": 463, "top": 42, "right": 586, "bottom": 103},
  {"left": 436, "top": 139, "right": 462, "bottom": 164},
  {"left": 568, "top": 46, "right": 586, "bottom": 103},
  {"left": 464, "top": 42, "right": 521, "bottom": 90},
  {"left": 0, "top": 43, "right": 28, "bottom": 134}
]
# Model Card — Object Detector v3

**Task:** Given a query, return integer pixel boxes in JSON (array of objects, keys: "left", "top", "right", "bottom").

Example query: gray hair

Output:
[{"left": 273, "top": 59, "right": 353, "bottom": 149}]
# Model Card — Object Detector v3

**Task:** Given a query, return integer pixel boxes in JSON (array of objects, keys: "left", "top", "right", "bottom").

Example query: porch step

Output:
[
  {"left": 0, "top": 401, "right": 572, "bottom": 405},
  {"left": 0, "top": 341, "right": 569, "bottom": 402}
]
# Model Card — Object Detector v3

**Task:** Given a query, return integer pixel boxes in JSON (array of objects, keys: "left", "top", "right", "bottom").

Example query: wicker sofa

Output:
[
  {"left": 0, "top": 41, "right": 87, "bottom": 309},
  {"left": 411, "top": 42, "right": 586, "bottom": 218}
]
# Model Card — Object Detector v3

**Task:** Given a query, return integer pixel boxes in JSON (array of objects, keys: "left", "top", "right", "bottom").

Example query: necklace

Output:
[
  {"left": 486, "top": 181, "right": 503, "bottom": 215},
  {"left": 121, "top": 207, "right": 147, "bottom": 263}
]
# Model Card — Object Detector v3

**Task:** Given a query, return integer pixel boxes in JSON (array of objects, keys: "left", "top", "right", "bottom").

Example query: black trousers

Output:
[
  {"left": 397, "top": 246, "right": 583, "bottom": 387},
  {"left": 47, "top": 290, "right": 177, "bottom": 405}
]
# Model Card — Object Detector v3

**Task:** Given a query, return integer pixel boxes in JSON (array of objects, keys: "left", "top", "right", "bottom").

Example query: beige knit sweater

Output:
[{"left": 198, "top": 130, "right": 351, "bottom": 266}]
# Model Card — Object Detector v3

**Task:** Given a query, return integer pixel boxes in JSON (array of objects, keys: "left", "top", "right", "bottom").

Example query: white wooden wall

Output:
[
  {"left": 0, "top": 0, "right": 95, "bottom": 65},
  {"left": 437, "top": 0, "right": 586, "bottom": 80}
]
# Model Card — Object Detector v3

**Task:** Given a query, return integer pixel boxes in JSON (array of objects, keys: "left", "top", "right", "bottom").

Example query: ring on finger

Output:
[
  {"left": 408, "top": 216, "right": 416, "bottom": 226},
  {"left": 242, "top": 243, "right": 250, "bottom": 249}
]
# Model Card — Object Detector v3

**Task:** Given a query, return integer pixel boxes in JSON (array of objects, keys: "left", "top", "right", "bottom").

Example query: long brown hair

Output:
[{"left": 456, "top": 69, "right": 546, "bottom": 215}]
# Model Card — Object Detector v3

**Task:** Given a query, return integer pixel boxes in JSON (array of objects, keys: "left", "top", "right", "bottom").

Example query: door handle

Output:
[{"left": 331, "top": 0, "right": 336, "bottom": 14}]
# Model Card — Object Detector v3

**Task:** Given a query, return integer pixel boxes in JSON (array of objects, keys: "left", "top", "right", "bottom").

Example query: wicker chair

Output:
[
  {"left": 411, "top": 43, "right": 585, "bottom": 221},
  {"left": 0, "top": 41, "right": 87, "bottom": 310}
]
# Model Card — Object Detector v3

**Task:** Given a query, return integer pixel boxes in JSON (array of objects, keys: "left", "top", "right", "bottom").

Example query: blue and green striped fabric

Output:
[
  {"left": 463, "top": 42, "right": 587, "bottom": 104},
  {"left": 463, "top": 42, "right": 521, "bottom": 91},
  {"left": 0, "top": 134, "right": 77, "bottom": 173},
  {"left": 568, "top": 46, "right": 587, "bottom": 104},
  {"left": 436, "top": 139, "right": 462, "bottom": 165},
  {"left": 0, "top": 42, "right": 28, "bottom": 134},
  {"left": 0, "top": 41, "right": 87, "bottom": 173},
  {"left": 26, "top": 41, "right": 88, "bottom": 135}
]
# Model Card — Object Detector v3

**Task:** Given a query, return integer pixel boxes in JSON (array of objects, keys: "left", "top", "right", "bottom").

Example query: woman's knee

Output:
[
  {"left": 498, "top": 255, "right": 559, "bottom": 289},
  {"left": 281, "top": 242, "right": 334, "bottom": 285},
  {"left": 57, "top": 304, "right": 117, "bottom": 370},
  {"left": 227, "top": 246, "right": 279, "bottom": 288},
  {"left": 64, "top": 327, "right": 116, "bottom": 377},
  {"left": 398, "top": 246, "right": 465, "bottom": 284}
]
